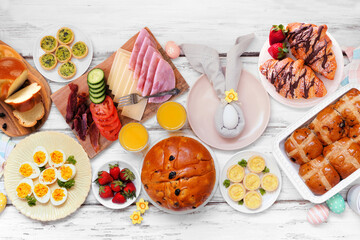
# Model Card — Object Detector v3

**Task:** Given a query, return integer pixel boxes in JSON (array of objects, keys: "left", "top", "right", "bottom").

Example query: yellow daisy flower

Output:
[
  {"left": 130, "top": 211, "right": 143, "bottom": 224},
  {"left": 136, "top": 198, "right": 149, "bottom": 214},
  {"left": 225, "top": 89, "right": 238, "bottom": 103}
]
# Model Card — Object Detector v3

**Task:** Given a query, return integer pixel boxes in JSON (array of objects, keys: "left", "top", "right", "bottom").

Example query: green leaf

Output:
[
  {"left": 238, "top": 199, "right": 244, "bottom": 205},
  {"left": 263, "top": 166, "right": 270, "bottom": 173},
  {"left": 57, "top": 179, "right": 75, "bottom": 189},
  {"left": 223, "top": 179, "right": 230, "bottom": 188},
  {"left": 39, "top": 166, "right": 46, "bottom": 172},
  {"left": 238, "top": 159, "right": 247, "bottom": 167},
  {"left": 66, "top": 155, "right": 77, "bottom": 165},
  {"left": 259, "top": 188, "right": 266, "bottom": 195},
  {"left": 25, "top": 196, "right": 36, "bottom": 207}
]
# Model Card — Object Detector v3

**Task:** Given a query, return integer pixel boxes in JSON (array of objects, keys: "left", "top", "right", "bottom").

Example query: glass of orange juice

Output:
[
  {"left": 156, "top": 102, "right": 187, "bottom": 131},
  {"left": 118, "top": 123, "right": 149, "bottom": 152}
]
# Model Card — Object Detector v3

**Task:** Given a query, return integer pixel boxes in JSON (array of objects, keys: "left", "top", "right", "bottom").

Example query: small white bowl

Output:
[{"left": 92, "top": 160, "right": 141, "bottom": 209}]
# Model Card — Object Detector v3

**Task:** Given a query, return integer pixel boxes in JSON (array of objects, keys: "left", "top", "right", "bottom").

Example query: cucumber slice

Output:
[
  {"left": 89, "top": 90, "right": 105, "bottom": 99},
  {"left": 87, "top": 68, "right": 105, "bottom": 85},
  {"left": 89, "top": 94, "right": 106, "bottom": 104},
  {"left": 88, "top": 81, "right": 105, "bottom": 90},
  {"left": 89, "top": 84, "right": 106, "bottom": 94}
]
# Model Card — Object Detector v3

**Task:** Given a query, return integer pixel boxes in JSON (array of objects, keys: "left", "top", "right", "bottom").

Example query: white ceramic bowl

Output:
[
  {"left": 140, "top": 133, "right": 219, "bottom": 214},
  {"left": 273, "top": 83, "right": 360, "bottom": 203},
  {"left": 92, "top": 160, "right": 141, "bottom": 209},
  {"left": 219, "top": 151, "right": 282, "bottom": 213}
]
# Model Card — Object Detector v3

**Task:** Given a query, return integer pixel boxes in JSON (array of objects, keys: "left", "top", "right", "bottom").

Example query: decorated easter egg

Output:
[
  {"left": 307, "top": 205, "right": 329, "bottom": 225},
  {"left": 0, "top": 193, "right": 6, "bottom": 213},
  {"left": 165, "top": 41, "right": 180, "bottom": 59},
  {"left": 326, "top": 193, "right": 345, "bottom": 214}
]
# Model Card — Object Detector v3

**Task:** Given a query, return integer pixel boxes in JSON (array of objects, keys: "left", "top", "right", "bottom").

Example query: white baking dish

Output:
[{"left": 273, "top": 83, "right": 360, "bottom": 203}]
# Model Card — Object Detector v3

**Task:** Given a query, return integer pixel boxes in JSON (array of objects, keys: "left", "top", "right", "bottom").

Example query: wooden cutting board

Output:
[
  {"left": 51, "top": 27, "right": 189, "bottom": 158},
  {"left": 0, "top": 40, "right": 52, "bottom": 137}
]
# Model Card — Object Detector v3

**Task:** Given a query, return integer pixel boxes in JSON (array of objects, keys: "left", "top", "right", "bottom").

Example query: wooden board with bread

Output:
[
  {"left": 51, "top": 27, "right": 189, "bottom": 158},
  {"left": 0, "top": 40, "right": 51, "bottom": 137}
]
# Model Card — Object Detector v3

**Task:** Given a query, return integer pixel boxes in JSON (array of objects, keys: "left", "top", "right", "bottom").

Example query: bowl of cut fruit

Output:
[{"left": 92, "top": 160, "right": 141, "bottom": 209}]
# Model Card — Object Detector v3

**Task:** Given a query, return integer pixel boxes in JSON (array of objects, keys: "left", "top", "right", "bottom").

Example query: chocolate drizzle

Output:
[
  {"left": 287, "top": 23, "right": 333, "bottom": 73},
  {"left": 264, "top": 58, "right": 321, "bottom": 99}
]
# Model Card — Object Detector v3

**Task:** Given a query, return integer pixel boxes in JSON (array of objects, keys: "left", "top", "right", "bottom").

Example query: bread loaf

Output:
[
  {"left": 0, "top": 57, "right": 28, "bottom": 100},
  {"left": 141, "top": 136, "right": 216, "bottom": 211}
]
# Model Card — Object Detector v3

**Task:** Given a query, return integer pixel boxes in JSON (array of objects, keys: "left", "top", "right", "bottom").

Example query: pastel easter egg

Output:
[
  {"left": 165, "top": 41, "right": 180, "bottom": 59},
  {"left": 307, "top": 205, "right": 329, "bottom": 225},
  {"left": 0, "top": 193, "right": 6, "bottom": 213},
  {"left": 326, "top": 193, "right": 345, "bottom": 214}
]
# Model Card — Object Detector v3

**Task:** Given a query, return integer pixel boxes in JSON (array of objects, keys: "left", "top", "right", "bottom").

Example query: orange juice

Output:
[
  {"left": 156, "top": 102, "right": 187, "bottom": 131},
  {"left": 119, "top": 123, "right": 149, "bottom": 152}
]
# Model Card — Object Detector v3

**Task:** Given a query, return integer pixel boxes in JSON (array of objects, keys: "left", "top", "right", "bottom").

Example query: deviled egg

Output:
[
  {"left": 39, "top": 167, "right": 57, "bottom": 185},
  {"left": 57, "top": 164, "right": 76, "bottom": 182},
  {"left": 32, "top": 146, "right": 49, "bottom": 167},
  {"left": 51, "top": 188, "right": 68, "bottom": 206},
  {"left": 19, "top": 162, "right": 40, "bottom": 179},
  {"left": 49, "top": 150, "right": 66, "bottom": 168},
  {"left": 33, "top": 183, "right": 50, "bottom": 204},
  {"left": 16, "top": 178, "right": 33, "bottom": 199}
]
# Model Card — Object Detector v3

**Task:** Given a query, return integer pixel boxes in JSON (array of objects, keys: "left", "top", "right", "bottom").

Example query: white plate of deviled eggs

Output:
[
  {"left": 219, "top": 151, "right": 282, "bottom": 214},
  {"left": 4, "top": 131, "right": 91, "bottom": 221}
]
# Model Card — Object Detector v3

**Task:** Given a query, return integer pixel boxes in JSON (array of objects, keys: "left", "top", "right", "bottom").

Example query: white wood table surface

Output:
[{"left": 1, "top": 0, "right": 360, "bottom": 239}]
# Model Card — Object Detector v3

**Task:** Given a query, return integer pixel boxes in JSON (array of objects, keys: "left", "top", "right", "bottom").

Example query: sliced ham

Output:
[
  {"left": 149, "top": 59, "right": 176, "bottom": 103},
  {"left": 137, "top": 46, "right": 159, "bottom": 93},
  {"left": 134, "top": 37, "right": 155, "bottom": 80},
  {"left": 129, "top": 28, "right": 155, "bottom": 71},
  {"left": 142, "top": 52, "right": 162, "bottom": 96}
]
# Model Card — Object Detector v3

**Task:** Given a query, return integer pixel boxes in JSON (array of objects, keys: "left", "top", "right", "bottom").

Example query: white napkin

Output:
[{"left": 181, "top": 33, "right": 254, "bottom": 138}]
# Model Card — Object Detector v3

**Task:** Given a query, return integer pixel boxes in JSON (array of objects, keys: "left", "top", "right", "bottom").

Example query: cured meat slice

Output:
[
  {"left": 137, "top": 46, "right": 159, "bottom": 92},
  {"left": 66, "top": 83, "right": 78, "bottom": 123},
  {"left": 149, "top": 59, "right": 176, "bottom": 103},
  {"left": 89, "top": 122, "right": 100, "bottom": 152},
  {"left": 142, "top": 52, "right": 162, "bottom": 96},
  {"left": 134, "top": 37, "right": 155, "bottom": 80},
  {"left": 129, "top": 28, "right": 155, "bottom": 70}
]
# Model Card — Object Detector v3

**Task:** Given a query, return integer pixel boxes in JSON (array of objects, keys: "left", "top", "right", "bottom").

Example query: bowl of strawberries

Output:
[{"left": 92, "top": 160, "right": 141, "bottom": 209}]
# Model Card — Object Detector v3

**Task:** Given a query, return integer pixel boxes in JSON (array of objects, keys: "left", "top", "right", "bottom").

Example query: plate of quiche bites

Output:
[
  {"left": 258, "top": 22, "right": 344, "bottom": 108},
  {"left": 33, "top": 24, "right": 93, "bottom": 82},
  {"left": 274, "top": 84, "right": 360, "bottom": 203}
]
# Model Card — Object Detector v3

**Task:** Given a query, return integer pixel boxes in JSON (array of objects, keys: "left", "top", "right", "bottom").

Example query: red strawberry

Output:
[
  {"left": 269, "top": 24, "right": 288, "bottom": 45},
  {"left": 110, "top": 180, "right": 125, "bottom": 192},
  {"left": 119, "top": 168, "right": 135, "bottom": 182},
  {"left": 268, "top": 43, "right": 289, "bottom": 60},
  {"left": 95, "top": 171, "right": 113, "bottom": 185},
  {"left": 112, "top": 192, "right": 127, "bottom": 204},
  {"left": 123, "top": 182, "right": 136, "bottom": 199},
  {"left": 99, "top": 185, "right": 113, "bottom": 199},
  {"left": 109, "top": 164, "right": 120, "bottom": 180}
]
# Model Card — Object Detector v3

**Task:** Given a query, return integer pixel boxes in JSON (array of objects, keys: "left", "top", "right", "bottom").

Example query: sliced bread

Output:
[{"left": 13, "top": 102, "right": 45, "bottom": 127}]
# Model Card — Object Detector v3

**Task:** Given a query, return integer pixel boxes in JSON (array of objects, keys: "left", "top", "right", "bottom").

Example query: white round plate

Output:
[
  {"left": 4, "top": 132, "right": 91, "bottom": 221},
  {"left": 33, "top": 24, "right": 93, "bottom": 82},
  {"left": 140, "top": 133, "right": 219, "bottom": 214},
  {"left": 258, "top": 31, "right": 344, "bottom": 108},
  {"left": 92, "top": 160, "right": 141, "bottom": 210},
  {"left": 219, "top": 151, "right": 282, "bottom": 214}
]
